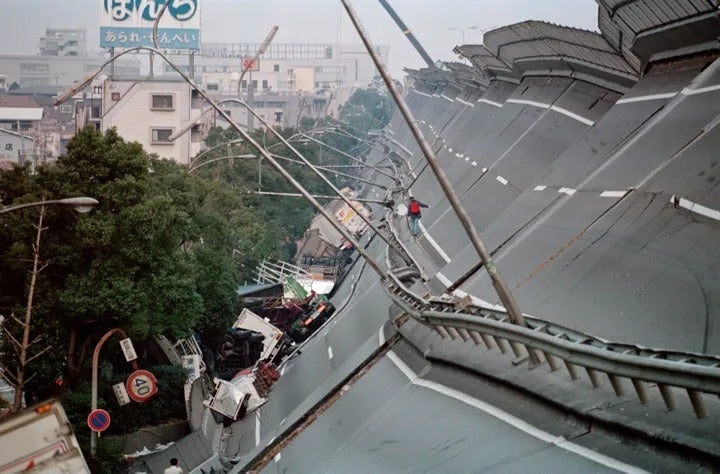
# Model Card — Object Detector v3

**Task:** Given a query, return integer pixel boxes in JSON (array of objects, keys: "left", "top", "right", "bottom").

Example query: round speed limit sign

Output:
[{"left": 126, "top": 369, "right": 158, "bottom": 403}]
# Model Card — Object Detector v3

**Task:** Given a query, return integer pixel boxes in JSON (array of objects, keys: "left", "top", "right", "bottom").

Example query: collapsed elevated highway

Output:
[{"left": 136, "top": 1, "right": 720, "bottom": 472}]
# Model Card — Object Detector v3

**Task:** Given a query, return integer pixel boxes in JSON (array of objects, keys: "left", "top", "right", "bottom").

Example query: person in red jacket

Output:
[{"left": 408, "top": 197, "right": 428, "bottom": 236}]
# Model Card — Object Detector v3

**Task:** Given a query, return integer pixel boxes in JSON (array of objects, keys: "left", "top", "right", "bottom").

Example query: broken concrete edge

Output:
[
  {"left": 396, "top": 316, "right": 720, "bottom": 465},
  {"left": 227, "top": 324, "right": 400, "bottom": 472}
]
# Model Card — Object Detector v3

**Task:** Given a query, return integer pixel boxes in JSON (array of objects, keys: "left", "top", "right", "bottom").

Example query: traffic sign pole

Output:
[{"left": 87, "top": 409, "right": 111, "bottom": 433}]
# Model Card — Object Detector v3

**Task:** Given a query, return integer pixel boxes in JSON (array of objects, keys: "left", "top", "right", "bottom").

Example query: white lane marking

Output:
[
  {"left": 478, "top": 98, "right": 503, "bottom": 108},
  {"left": 327, "top": 346, "right": 334, "bottom": 360},
  {"left": 418, "top": 221, "right": 452, "bottom": 263},
  {"left": 534, "top": 185, "right": 547, "bottom": 191},
  {"left": 255, "top": 413, "right": 261, "bottom": 446},
  {"left": 455, "top": 153, "right": 462, "bottom": 157},
  {"left": 378, "top": 325, "right": 386, "bottom": 346},
  {"left": 471, "top": 161, "right": 478, "bottom": 167},
  {"left": 448, "top": 147, "right": 454, "bottom": 152},
  {"left": 615, "top": 91, "right": 677, "bottom": 104},
  {"left": 558, "top": 187, "right": 576, "bottom": 196},
  {"left": 387, "top": 351, "right": 648, "bottom": 474},
  {"left": 465, "top": 157, "right": 470, "bottom": 162},
  {"left": 675, "top": 196, "right": 720, "bottom": 221},
  {"left": 496, "top": 175, "right": 509, "bottom": 186},
  {"left": 457, "top": 98, "right": 475, "bottom": 107},
  {"left": 550, "top": 105, "right": 595, "bottom": 126},
  {"left": 436, "top": 272, "right": 453, "bottom": 287},
  {"left": 274, "top": 453, "right": 282, "bottom": 463},
  {"left": 507, "top": 98, "right": 549, "bottom": 109},
  {"left": 506, "top": 99, "right": 594, "bottom": 125},
  {"left": 441, "top": 94, "right": 455, "bottom": 102},
  {"left": 387, "top": 351, "right": 419, "bottom": 381},
  {"left": 681, "top": 84, "right": 720, "bottom": 96},
  {"left": 280, "top": 417, "right": 287, "bottom": 426},
  {"left": 413, "top": 89, "right": 432, "bottom": 98},
  {"left": 482, "top": 167, "right": 488, "bottom": 173},
  {"left": 600, "top": 190, "right": 628, "bottom": 198}
]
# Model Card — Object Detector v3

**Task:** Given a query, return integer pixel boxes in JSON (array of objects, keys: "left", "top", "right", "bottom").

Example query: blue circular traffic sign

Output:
[{"left": 87, "top": 409, "right": 111, "bottom": 433}]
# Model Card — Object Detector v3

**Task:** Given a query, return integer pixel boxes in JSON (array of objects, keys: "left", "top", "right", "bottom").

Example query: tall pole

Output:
[
  {"left": 248, "top": 69, "right": 254, "bottom": 131},
  {"left": 55, "top": 46, "right": 390, "bottom": 281},
  {"left": 376, "top": 0, "right": 434, "bottom": 68},
  {"left": 180, "top": 98, "right": 399, "bottom": 252},
  {"left": 235, "top": 106, "right": 402, "bottom": 252},
  {"left": 91, "top": 328, "right": 137, "bottom": 456},
  {"left": 341, "top": 0, "right": 529, "bottom": 330}
]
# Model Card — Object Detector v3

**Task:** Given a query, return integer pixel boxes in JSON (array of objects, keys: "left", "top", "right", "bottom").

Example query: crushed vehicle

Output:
[{"left": 0, "top": 399, "right": 90, "bottom": 473}]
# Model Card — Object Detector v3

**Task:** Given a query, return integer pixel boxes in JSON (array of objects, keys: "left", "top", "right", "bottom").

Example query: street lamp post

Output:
[
  {"left": 0, "top": 197, "right": 99, "bottom": 216},
  {"left": 169, "top": 97, "right": 402, "bottom": 256},
  {"left": 56, "top": 46, "right": 390, "bottom": 280}
]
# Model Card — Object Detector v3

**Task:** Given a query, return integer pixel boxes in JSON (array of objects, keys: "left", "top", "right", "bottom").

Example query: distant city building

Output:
[
  {"left": 38, "top": 29, "right": 87, "bottom": 57},
  {"left": 165, "top": 43, "right": 389, "bottom": 95},
  {"left": 0, "top": 55, "right": 141, "bottom": 88},
  {"left": 0, "top": 95, "right": 43, "bottom": 132}
]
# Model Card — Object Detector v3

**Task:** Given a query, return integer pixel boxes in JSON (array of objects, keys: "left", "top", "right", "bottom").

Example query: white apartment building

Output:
[{"left": 100, "top": 78, "right": 206, "bottom": 165}]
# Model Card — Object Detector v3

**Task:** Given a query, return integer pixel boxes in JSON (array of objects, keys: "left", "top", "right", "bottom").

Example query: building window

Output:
[
  {"left": 207, "top": 83, "right": 219, "bottom": 91},
  {"left": 241, "top": 80, "right": 248, "bottom": 90},
  {"left": 111, "top": 92, "right": 120, "bottom": 101},
  {"left": 273, "top": 64, "right": 280, "bottom": 72},
  {"left": 151, "top": 93, "right": 174, "bottom": 111},
  {"left": 59, "top": 104, "right": 73, "bottom": 114},
  {"left": 262, "top": 80, "right": 269, "bottom": 90},
  {"left": 251, "top": 80, "right": 258, "bottom": 90},
  {"left": 90, "top": 106, "right": 101, "bottom": 118},
  {"left": 150, "top": 127, "right": 174, "bottom": 144},
  {"left": 20, "top": 63, "right": 50, "bottom": 72},
  {"left": 274, "top": 112, "right": 282, "bottom": 122}
]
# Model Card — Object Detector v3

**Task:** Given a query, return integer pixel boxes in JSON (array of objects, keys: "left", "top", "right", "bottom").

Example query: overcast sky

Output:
[{"left": 0, "top": 0, "right": 599, "bottom": 77}]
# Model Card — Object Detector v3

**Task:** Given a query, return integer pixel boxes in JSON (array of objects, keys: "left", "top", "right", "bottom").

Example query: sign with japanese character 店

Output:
[{"left": 100, "top": 0, "right": 200, "bottom": 50}]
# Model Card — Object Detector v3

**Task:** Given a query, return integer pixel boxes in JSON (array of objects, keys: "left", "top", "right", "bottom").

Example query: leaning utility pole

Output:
[{"left": 341, "top": 0, "right": 530, "bottom": 331}]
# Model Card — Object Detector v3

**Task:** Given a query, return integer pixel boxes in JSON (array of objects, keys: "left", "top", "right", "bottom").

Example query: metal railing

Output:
[{"left": 381, "top": 237, "right": 720, "bottom": 419}]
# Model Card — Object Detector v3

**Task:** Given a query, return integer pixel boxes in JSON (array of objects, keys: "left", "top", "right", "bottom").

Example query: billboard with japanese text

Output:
[{"left": 100, "top": 0, "right": 200, "bottom": 50}]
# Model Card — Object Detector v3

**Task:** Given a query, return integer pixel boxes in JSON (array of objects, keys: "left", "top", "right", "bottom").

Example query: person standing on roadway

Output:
[
  {"left": 408, "top": 197, "right": 429, "bottom": 237},
  {"left": 164, "top": 458, "right": 183, "bottom": 473}
]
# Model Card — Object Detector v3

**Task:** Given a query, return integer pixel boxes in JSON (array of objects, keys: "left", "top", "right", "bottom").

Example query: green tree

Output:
[{"left": 0, "top": 127, "right": 241, "bottom": 402}]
